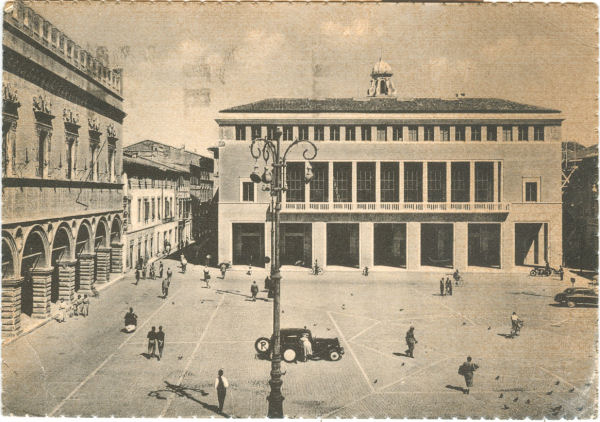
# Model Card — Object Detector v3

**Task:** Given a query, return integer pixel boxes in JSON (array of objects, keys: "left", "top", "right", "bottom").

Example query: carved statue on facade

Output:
[{"left": 32, "top": 94, "right": 53, "bottom": 115}]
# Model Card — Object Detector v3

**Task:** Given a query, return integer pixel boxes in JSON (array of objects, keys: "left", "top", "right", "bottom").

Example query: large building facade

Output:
[
  {"left": 2, "top": 1, "right": 125, "bottom": 337},
  {"left": 215, "top": 61, "right": 563, "bottom": 272}
]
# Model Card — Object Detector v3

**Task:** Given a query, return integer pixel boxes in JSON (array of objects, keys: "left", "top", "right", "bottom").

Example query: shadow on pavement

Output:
[
  {"left": 392, "top": 352, "right": 411, "bottom": 358},
  {"left": 216, "top": 289, "right": 269, "bottom": 302},
  {"left": 148, "top": 381, "right": 228, "bottom": 417},
  {"left": 445, "top": 384, "right": 466, "bottom": 394}
]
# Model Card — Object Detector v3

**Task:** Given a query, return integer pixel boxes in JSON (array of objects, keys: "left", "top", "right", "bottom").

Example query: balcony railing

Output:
[{"left": 281, "top": 202, "right": 510, "bottom": 213}]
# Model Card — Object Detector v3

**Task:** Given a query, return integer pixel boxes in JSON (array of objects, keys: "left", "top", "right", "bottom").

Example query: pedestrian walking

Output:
[
  {"left": 142, "top": 263, "right": 147, "bottom": 279},
  {"left": 124, "top": 308, "right": 137, "bottom": 333},
  {"left": 73, "top": 294, "right": 82, "bottom": 316},
  {"left": 458, "top": 356, "right": 479, "bottom": 394},
  {"left": 440, "top": 278, "right": 445, "bottom": 296},
  {"left": 446, "top": 277, "right": 453, "bottom": 296},
  {"left": 56, "top": 299, "right": 68, "bottom": 323},
  {"left": 215, "top": 369, "right": 229, "bottom": 414},
  {"left": 571, "top": 277, "right": 576, "bottom": 288},
  {"left": 167, "top": 267, "right": 173, "bottom": 282},
  {"left": 147, "top": 326, "right": 157, "bottom": 358},
  {"left": 405, "top": 326, "right": 417, "bottom": 358},
  {"left": 156, "top": 326, "right": 165, "bottom": 361},
  {"left": 135, "top": 268, "right": 140, "bottom": 285},
  {"left": 510, "top": 312, "right": 523, "bottom": 337},
  {"left": 159, "top": 262, "right": 164, "bottom": 278},
  {"left": 149, "top": 263, "right": 155, "bottom": 280},
  {"left": 81, "top": 294, "right": 89, "bottom": 317},
  {"left": 559, "top": 265, "right": 564, "bottom": 281},
  {"left": 181, "top": 254, "right": 187, "bottom": 274},
  {"left": 220, "top": 262, "right": 227, "bottom": 279},
  {"left": 300, "top": 333, "right": 313, "bottom": 362},
  {"left": 162, "top": 277, "right": 170, "bottom": 299},
  {"left": 203, "top": 266, "right": 211, "bottom": 288},
  {"left": 247, "top": 265, "right": 252, "bottom": 276},
  {"left": 250, "top": 281, "right": 259, "bottom": 301}
]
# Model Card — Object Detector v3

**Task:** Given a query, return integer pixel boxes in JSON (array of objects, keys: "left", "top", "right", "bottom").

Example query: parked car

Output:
[
  {"left": 554, "top": 287, "right": 598, "bottom": 307},
  {"left": 255, "top": 328, "right": 344, "bottom": 362}
]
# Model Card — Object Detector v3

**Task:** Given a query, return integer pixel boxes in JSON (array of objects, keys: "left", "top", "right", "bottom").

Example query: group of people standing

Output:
[
  {"left": 136, "top": 260, "right": 168, "bottom": 284},
  {"left": 146, "top": 326, "right": 166, "bottom": 361},
  {"left": 56, "top": 294, "right": 90, "bottom": 323},
  {"left": 439, "top": 277, "right": 453, "bottom": 296}
]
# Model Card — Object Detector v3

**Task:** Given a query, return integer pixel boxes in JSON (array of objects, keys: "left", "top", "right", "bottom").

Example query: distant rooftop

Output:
[{"left": 220, "top": 97, "right": 560, "bottom": 114}]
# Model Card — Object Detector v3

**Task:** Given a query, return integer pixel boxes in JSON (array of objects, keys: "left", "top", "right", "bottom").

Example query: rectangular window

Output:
[
  {"left": 345, "top": 126, "right": 356, "bottom": 141},
  {"left": 138, "top": 199, "right": 142, "bottom": 222},
  {"left": 242, "top": 181, "right": 255, "bottom": 202},
  {"left": 380, "top": 162, "right": 399, "bottom": 202},
  {"left": 314, "top": 125, "right": 324, "bottom": 141},
  {"left": 424, "top": 125, "right": 434, "bottom": 141},
  {"left": 251, "top": 125, "right": 262, "bottom": 140},
  {"left": 235, "top": 125, "right": 246, "bottom": 141},
  {"left": 357, "top": 162, "right": 376, "bottom": 202},
  {"left": 267, "top": 125, "right": 278, "bottom": 140},
  {"left": 471, "top": 126, "right": 481, "bottom": 141},
  {"left": 299, "top": 125, "right": 309, "bottom": 140},
  {"left": 158, "top": 198, "right": 161, "bottom": 219},
  {"left": 404, "top": 162, "right": 423, "bottom": 202},
  {"left": 487, "top": 125, "right": 497, "bottom": 141},
  {"left": 285, "top": 162, "right": 305, "bottom": 202},
  {"left": 392, "top": 125, "right": 403, "bottom": 141},
  {"left": 282, "top": 125, "right": 293, "bottom": 141},
  {"left": 475, "top": 162, "right": 494, "bottom": 202},
  {"left": 525, "top": 182, "right": 537, "bottom": 202},
  {"left": 455, "top": 125, "right": 465, "bottom": 141},
  {"left": 377, "top": 126, "right": 387, "bottom": 142},
  {"left": 330, "top": 125, "right": 340, "bottom": 141},
  {"left": 361, "top": 126, "right": 371, "bottom": 141},
  {"left": 534, "top": 126, "right": 544, "bottom": 141},
  {"left": 440, "top": 126, "right": 450, "bottom": 142},
  {"left": 144, "top": 199, "right": 150, "bottom": 223},
  {"left": 518, "top": 126, "right": 529, "bottom": 141},
  {"left": 309, "top": 162, "right": 328, "bottom": 202},
  {"left": 408, "top": 126, "right": 418, "bottom": 142},
  {"left": 152, "top": 198, "right": 155, "bottom": 220},
  {"left": 451, "top": 162, "right": 470, "bottom": 202},
  {"left": 502, "top": 126, "right": 513, "bottom": 142},
  {"left": 427, "top": 162, "right": 446, "bottom": 202},
  {"left": 333, "top": 162, "right": 352, "bottom": 202}
]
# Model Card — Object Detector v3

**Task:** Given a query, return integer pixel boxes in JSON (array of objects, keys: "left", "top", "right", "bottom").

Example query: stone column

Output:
[
  {"left": 95, "top": 247, "right": 111, "bottom": 283},
  {"left": 57, "top": 260, "right": 77, "bottom": 303},
  {"left": 77, "top": 253, "right": 96, "bottom": 293},
  {"left": 30, "top": 268, "right": 52, "bottom": 319},
  {"left": 359, "top": 222, "right": 374, "bottom": 269},
  {"left": 2, "top": 277, "right": 23, "bottom": 338},
  {"left": 110, "top": 242, "right": 124, "bottom": 273}
]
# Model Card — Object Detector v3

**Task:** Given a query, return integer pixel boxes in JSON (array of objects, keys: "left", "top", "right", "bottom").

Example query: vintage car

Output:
[
  {"left": 255, "top": 328, "right": 344, "bottom": 362},
  {"left": 554, "top": 287, "right": 598, "bottom": 307}
]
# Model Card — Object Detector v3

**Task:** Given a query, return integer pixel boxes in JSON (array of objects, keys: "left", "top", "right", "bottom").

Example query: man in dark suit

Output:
[{"left": 405, "top": 326, "right": 417, "bottom": 358}]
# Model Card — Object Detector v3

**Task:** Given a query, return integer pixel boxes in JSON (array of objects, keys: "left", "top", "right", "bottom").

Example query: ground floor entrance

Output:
[
  {"left": 327, "top": 223, "right": 359, "bottom": 268},
  {"left": 232, "top": 223, "right": 265, "bottom": 267},
  {"left": 280, "top": 224, "right": 312, "bottom": 267},
  {"left": 374, "top": 223, "right": 407, "bottom": 268},
  {"left": 515, "top": 223, "right": 548, "bottom": 266},
  {"left": 468, "top": 224, "right": 501, "bottom": 268},
  {"left": 421, "top": 224, "right": 454, "bottom": 268}
]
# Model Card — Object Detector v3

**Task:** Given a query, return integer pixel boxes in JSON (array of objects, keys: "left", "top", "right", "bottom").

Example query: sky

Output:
[{"left": 32, "top": 2, "right": 598, "bottom": 154}]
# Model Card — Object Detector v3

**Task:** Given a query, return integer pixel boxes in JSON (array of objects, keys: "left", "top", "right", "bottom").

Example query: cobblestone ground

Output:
[{"left": 2, "top": 261, "right": 598, "bottom": 418}]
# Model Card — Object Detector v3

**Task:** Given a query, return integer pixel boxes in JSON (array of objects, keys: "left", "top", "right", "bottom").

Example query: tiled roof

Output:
[
  {"left": 123, "top": 155, "right": 189, "bottom": 174},
  {"left": 220, "top": 97, "right": 559, "bottom": 114}
]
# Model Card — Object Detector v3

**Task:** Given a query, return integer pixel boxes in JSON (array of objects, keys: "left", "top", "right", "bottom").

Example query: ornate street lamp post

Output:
[{"left": 249, "top": 129, "right": 317, "bottom": 418}]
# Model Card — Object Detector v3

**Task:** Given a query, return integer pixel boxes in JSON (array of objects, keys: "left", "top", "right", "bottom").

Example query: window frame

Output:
[
  {"left": 377, "top": 126, "right": 387, "bottom": 142},
  {"left": 314, "top": 125, "right": 324, "bottom": 141},
  {"left": 487, "top": 125, "right": 497, "bottom": 141},
  {"left": 522, "top": 177, "right": 541, "bottom": 202},
  {"left": 330, "top": 125, "right": 340, "bottom": 141},
  {"left": 440, "top": 126, "right": 450, "bottom": 142},
  {"left": 240, "top": 179, "right": 256, "bottom": 203},
  {"left": 361, "top": 125, "right": 372, "bottom": 141},
  {"left": 518, "top": 125, "right": 529, "bottom": 141},
  {"left": 471, "top": 125, "right": 481, "bottom": 141},
  {"left": 299, "top": 125, "right": 309, "bottom": 140},
  {"left": 408, "top": 126, "right": 418, "bottom": 142},
  {"left": 235, "top": 125, "right": 246, "bottom": 141},
  {"left": 392, "top": 125, "right": 403, "bottom": 141},
  {"left": 345, "top": 126, "right": 356, "bottom": 141},
  {"left": 282, "top": 125, "right": 293, "bottom": 141},
  {"left": 534, "top": 126, "right": 545, "bottom": 141},
  {"left": 502, "top": 126, "right": 513, "bottom": 142},
  {"left": 424, "top": 125, "right": 434, "bottom": 142},
  {"left": 455, "top": 125, "right": 466, "bottom": 141}
]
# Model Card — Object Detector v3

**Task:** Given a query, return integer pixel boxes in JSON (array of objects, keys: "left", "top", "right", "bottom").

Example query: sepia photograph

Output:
[{"left": 1, "top": 0, "right": 598, "bottom": 419}]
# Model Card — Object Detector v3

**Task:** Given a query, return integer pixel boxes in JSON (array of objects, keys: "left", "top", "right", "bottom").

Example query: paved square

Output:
[{"left": 2, "top": 260, "right": 597, "bottom": 418}]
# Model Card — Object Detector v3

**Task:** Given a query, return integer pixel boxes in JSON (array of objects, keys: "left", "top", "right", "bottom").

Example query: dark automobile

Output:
[
  {"left": 255, "top": 328, "right": 344, "bottom": 362},
  {"left": 554, "top": 288, "right": 598, "bottom": 307}
]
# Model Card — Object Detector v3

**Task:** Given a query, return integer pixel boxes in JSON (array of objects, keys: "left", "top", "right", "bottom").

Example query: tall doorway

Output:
[
  {"left": 421, "top": 224, "right": 454, "bottom": 268},
  {"left": 281, "top": 224, "right": 312, "bottom": 267},
  {"left": 232, "top": 223, "right": 265, "bottom": 267},
  {"left": 515, "top": 223, "right": 548, "bottom": 266},
  {"left": 374, "top": 223, "right": 407, "bottom": 268},
  {"left": 468, "top": 224, "right": 501, "bottom": 268},
  {"left": 327, "top": 223, "right": 359, "bottom": 267}
]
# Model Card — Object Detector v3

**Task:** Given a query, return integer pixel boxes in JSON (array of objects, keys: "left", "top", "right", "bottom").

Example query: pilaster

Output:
[
  {"left": 2, "top": 277, "right": 23, "bottom": 337},
  {"left": 95, "top": 247, "right": 111, "bottom": 283},
  {"left": 111, "top": 242, "right": 124, "bottom": 273},
  {"left": 359, "top": 222, "right": 374, "bottom": 269},
  {"left": 58, "top": 260, "right": 77, "bottom": 302},
  {"left": 77, "top": 253, "right": 96, "bottom": 293},
  {"left": 30, "top": 268, "right": 52, "bottom": 319}
]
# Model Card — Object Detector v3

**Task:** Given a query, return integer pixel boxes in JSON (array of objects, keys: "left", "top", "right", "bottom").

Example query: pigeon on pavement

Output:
[
  {"left": 546, "top": 391, "right": 553, "bottom": 395},
  {"left": 488, "top": 327, "right": 491, "bottom": 330},
  {"left": 373, "top": 379, "right": 378, "bottom": 384},
  {"left": 401, "top": 362, "right": 405, "bottom": 366},
  {"left": 551, "top": 405, "right": 562, "bottom": 412},
  {"left": 569, "top": 387, "right": 575, "bottom": 393},
  {"left": 526, "top": 399, "right": 531, "bottom": 404},
  {"left": 503, "top": 405, "right": 509, "bottom": 410},
  {"left": 495, "top": 376, "right": 500, "bottom": 380},
  {"left": 462, "top": 322, "right": 467, "bottom": 326}
]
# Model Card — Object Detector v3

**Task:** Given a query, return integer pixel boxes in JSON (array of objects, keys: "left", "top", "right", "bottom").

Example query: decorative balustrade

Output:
[
  {"left": 281, "top": 201, "right": 510, "bottom": 213},
  {"left": 5, "top": 0, "right": 122, "bottom": 96}
]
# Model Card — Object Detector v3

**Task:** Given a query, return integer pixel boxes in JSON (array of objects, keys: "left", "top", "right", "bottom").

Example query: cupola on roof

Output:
[
  {"left": 371, "top": 59, "right": 393, "bottom": 76},
  {"left": 368, "top": 57, "right": 396, "bottom": 97}
]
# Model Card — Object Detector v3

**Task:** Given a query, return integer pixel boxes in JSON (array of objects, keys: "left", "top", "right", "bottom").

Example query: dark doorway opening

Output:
[
  {"left": 515, "top": 223, "right": 547, "bottom": 266},
  {"left": 421, "top": 224, "right": 453, "bottom": 268},
  {"left": 374, "top": 223, "right": 406, "bottom": 268},
  {"left": 232, "top": 223, "right": 265, "bottom": 267},
  {"left": 281, "top": 224, "right": 312, "bottom": 267},
  {"left": 468, "top": 224, "right": 501, "bottom": 268},
  {"left": 327, "top": 223, "right": 359, "bottom": 267},
  {"left": 21, "top": 230, "right": 47, "bottom": 316}
]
